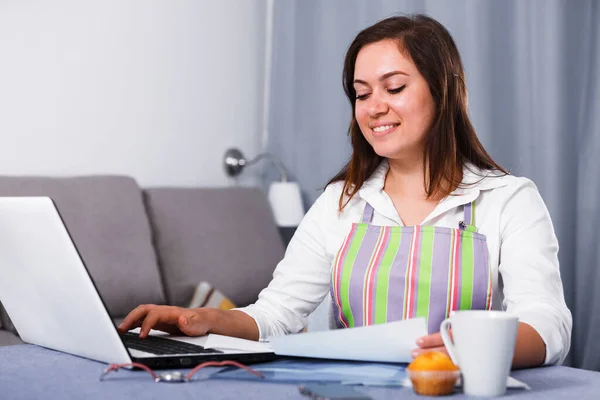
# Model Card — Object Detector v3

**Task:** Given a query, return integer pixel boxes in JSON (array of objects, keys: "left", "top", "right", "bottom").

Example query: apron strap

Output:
[
  {"left": 361, "top": 202, "right": 374, "bottom": 223},
  {"left": 459, "top": 200, "right": 477, "bottom": 231}
]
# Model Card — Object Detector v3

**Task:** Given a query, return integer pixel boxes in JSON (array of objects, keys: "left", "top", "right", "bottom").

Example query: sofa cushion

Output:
[
  {"left": 144, "top": 187, "right": 285, "bottom": 307},
  {"left": 0, "top": 176, "right": 166, "bottom": 326}
]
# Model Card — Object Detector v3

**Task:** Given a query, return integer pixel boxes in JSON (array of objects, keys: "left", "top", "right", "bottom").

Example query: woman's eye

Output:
[
  {"left": 356, "top": 93, "right": 370, "bottom": 101},
  {"left": 388, "top": 85, "right": 406, "bottom": 94}
]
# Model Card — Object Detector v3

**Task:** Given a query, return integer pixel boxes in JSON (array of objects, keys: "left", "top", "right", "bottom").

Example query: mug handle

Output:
[{"left": 440, "top": 318, "right": 459, "bottom": 366}]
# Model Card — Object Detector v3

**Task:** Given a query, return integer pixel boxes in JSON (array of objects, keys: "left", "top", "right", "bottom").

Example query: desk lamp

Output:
[{"left": 223, "top": 148, "right": 304, "bottom": 229}]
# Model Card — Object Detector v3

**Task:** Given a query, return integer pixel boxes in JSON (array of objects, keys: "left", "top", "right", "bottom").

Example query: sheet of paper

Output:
[
  {"left": 268, "top": 318, "right": 427, "bottom": 363},
  {"left": 204, "top": 333, "right": 273, "bottom": 353}
]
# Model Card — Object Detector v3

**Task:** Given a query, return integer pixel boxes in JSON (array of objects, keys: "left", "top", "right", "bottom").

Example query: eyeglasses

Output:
[{"left": 100, "top": 360, "right": 265, "bottom": 383}]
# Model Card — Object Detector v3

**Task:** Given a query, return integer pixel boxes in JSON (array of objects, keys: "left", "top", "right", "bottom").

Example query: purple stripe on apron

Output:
[
  {"left": 347, "top": 227, "right": 380, "bottom": 326},
  {"left": 386, "top": 227, "right": 413, "bottom": 322},
  {"left": 427, "top": 230, "right": 452, "bottom": 333},
  {"left": 470, "top": 235, "right": 489, "bottom": 310}
]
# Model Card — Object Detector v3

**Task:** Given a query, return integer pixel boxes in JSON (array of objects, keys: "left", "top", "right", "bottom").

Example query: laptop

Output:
[{"left": 0, "top": 196, "right": 276, "bottom": 369}]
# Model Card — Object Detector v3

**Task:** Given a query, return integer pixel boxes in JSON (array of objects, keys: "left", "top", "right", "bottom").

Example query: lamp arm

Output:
[{"left": 246, "top": 153, "right": 289, "bottom": 182}]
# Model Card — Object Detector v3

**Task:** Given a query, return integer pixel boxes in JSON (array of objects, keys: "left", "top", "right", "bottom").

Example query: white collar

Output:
[{"left": 358, "top": 159, "right": 509, "bottom": 225}]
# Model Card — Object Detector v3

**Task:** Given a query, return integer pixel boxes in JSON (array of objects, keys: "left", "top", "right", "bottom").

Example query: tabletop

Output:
[{"left": 1, "top": 344, "right": 599, "bottom": 399}]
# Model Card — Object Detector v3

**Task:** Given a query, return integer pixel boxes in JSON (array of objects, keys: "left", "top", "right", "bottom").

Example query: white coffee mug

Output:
[{"left": 440, "top": 310, "right": 518, "bottom": 397}]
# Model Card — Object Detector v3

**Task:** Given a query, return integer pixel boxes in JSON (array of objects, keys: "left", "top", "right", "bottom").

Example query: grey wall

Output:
[{"left": 0, "top": 0, "right": 268, "bottom": 187}]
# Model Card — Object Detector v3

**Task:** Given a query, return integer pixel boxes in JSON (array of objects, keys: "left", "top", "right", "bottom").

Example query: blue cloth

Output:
[{"left": 2, "top": 344, "right": 600, "bottom": 400}]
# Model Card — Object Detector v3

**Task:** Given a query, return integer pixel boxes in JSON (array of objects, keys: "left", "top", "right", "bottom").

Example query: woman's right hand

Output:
[{"left": 117, "top": 305, "right": 212, "bottom": 338}]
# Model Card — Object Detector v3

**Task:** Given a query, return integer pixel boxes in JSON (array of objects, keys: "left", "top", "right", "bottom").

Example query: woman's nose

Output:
[{"left": 367, "top": 95, "right": 388, "bottom": 117}]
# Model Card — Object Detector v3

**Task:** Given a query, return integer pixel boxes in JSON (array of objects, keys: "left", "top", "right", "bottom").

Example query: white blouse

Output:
[{"left": 239, "top": 161, "right": 572, "bottom": 365}]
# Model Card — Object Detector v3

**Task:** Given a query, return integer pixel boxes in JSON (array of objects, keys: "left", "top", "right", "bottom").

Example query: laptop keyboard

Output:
[{"left": 122, "top": 332, "right": 223, "bottom": 355}]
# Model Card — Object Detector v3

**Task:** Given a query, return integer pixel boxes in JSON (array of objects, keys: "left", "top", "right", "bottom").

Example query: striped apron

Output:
[{"left": 330, "top": 201, "right": 492, "bottom": 334}]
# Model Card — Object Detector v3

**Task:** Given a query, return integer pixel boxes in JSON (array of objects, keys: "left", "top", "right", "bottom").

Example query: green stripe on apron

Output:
[{"left": 460, "top": 233, "right": 474, "bottom": 310}]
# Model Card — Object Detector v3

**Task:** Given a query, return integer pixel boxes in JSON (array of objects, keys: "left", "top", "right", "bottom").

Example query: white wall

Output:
[{"left": 0, "top": 0, "right": 267, "bottom": 187}]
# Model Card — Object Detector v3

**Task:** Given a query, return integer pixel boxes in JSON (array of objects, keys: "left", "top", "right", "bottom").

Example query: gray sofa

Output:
[{"left": 0, "top": 175, "right": 285, "bottom": 346}]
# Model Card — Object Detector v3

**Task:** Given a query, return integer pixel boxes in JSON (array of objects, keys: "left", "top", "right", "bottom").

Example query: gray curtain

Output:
[{"left": 266, "top": 0, "right": 600, "bottom": 370}]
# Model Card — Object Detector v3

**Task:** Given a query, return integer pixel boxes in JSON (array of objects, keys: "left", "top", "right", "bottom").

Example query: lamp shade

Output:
[{"left": 267, "top": 182, "right": 304, "bottom": 227}]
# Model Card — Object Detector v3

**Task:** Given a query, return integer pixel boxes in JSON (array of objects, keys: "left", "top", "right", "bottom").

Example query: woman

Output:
[{"left": 118, "top": 14, "right": 571, "bottom": 368}]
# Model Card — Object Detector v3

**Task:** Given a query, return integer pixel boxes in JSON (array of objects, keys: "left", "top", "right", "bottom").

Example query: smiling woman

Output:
[
  {"left": 317, "top": 15, "right": 570, "bottom": 369},
  {"left": 118, "top": 14, "right": 572, "bottom": 371}
]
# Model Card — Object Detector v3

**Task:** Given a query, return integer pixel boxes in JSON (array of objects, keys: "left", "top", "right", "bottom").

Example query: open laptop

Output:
[{"left": 0, "top": 196, "right": 276, "bottom": 369}]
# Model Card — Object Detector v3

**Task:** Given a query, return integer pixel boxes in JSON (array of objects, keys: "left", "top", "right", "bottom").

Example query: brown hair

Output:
[{"left": 328, "top": 14, "right": 507, "bottom": 210}]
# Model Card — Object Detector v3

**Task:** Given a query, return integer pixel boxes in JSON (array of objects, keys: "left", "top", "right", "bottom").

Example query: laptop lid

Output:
[
  {"left": 0, "top": 196, "right": 132, "bottom": 365},
  {"left": 0, "top": 197, "right": 275, "bottom": 367}
]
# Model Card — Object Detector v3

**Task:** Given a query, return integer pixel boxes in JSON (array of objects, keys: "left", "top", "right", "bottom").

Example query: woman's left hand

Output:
[{"left": 412, "top": 332, "right": 450, "bottom": 359}]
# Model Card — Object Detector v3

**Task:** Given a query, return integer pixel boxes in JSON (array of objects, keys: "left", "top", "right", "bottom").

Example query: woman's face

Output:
[{"left": 353, "top": 39, "right": 436, "bottom": 161}]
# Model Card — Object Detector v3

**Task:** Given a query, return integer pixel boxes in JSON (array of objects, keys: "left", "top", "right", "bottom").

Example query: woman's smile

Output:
[{"left": 370, "top": 122, "right": 400, "bottom": 137}]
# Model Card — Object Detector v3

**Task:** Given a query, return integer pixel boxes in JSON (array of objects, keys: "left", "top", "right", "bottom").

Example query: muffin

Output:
[{"left": 407, "top": 351, "right": 460, "bottom": 396}]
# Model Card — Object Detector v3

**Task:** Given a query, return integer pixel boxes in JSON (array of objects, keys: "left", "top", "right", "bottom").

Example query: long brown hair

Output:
[{"left": 328, "top": 14, "right": 507, "bottom": 211}]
